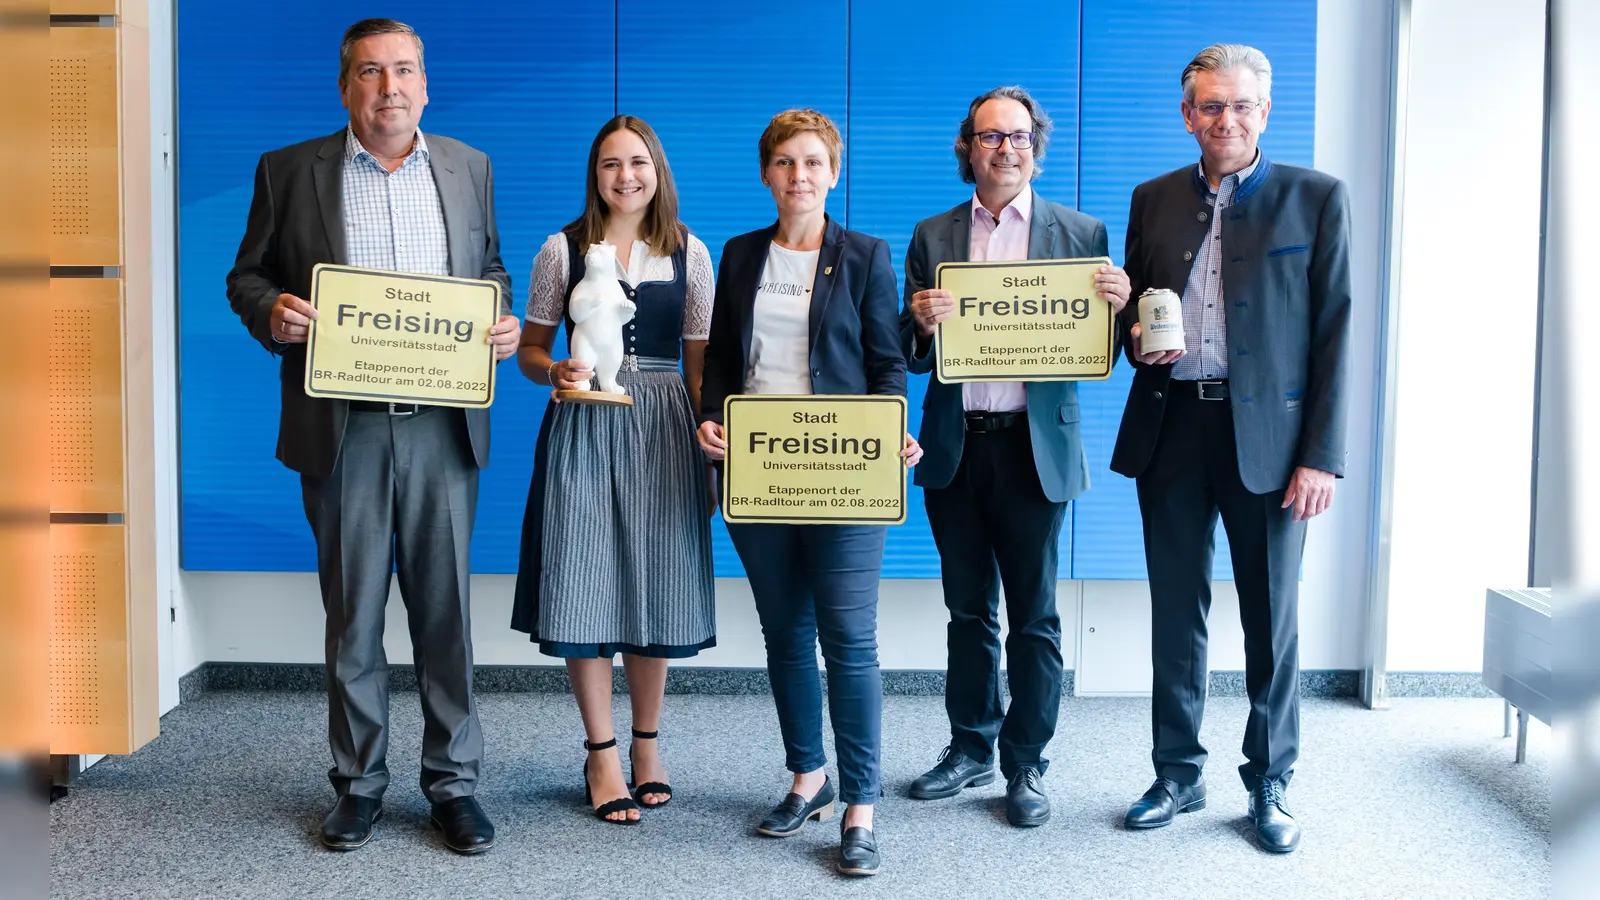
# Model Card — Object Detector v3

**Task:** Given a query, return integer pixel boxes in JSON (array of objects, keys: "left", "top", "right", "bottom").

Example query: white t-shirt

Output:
[{"left": 745, "top": 243, "right": 819, "bottom": 395}]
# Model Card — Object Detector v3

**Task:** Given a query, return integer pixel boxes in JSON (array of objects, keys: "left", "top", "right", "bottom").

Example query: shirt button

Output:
[
  {"left": 1204, "top": 339, "right": 1211, "bottom": 344},
  {"left": 1183, "top": 251, "right": 1193, "bottom": 262},
  {"left": 1197, "top": 211, "right": 1208, "bottom": 222}
]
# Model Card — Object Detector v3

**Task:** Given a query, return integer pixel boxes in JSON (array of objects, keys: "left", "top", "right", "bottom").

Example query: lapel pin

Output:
[{"left": 824, "top": 266, "right": 833, "bottom": 275}]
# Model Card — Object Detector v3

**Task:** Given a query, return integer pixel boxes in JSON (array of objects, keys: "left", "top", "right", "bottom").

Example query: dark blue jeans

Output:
[{"left": 727, "top": 522, "right": 886, "bottom": 806}]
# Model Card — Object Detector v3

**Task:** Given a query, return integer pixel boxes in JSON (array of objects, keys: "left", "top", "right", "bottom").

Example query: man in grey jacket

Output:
[
  {"left": 226, "top": 18, "right": 519, "bottom": 855},
  {"left": 1112, "top": 44, "right": 1351, "bottom": 854},
  {"left": 901, "top": 86, "right": 1130, "bottom": 828}
]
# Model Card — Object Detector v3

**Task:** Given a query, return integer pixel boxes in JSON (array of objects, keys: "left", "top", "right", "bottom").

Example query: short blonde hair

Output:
[{"left": 758, "top": 109, "right": 842, "bottom": 173}]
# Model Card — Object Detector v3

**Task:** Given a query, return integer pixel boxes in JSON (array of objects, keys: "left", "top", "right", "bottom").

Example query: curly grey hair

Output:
[{"left": 954, "top": 86, "right": 1051, "bottom": 184}]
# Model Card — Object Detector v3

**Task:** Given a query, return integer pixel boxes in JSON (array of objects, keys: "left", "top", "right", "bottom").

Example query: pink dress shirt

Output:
[{"left": 964, "top": 190, "right": 1032, "bottom": 412}]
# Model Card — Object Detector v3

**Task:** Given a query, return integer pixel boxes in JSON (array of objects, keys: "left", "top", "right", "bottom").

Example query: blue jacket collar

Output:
[{"left": 1190, "top": 153, "right": 1273, "bottom": 204}]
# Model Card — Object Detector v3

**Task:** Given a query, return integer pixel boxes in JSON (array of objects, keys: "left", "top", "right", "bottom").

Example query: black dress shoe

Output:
[
  {"left": 1247, "top": 777, "right": 1301, "bottom": 853},
  {"left": 320, "top": 795, "right": 382, "bottom": 850},
  {"left": 430, "top": 796, "right": 495, "bottom": 855},
  {"left": 908, "top": 747, "right": 996, "bottom": 800},
  {"left": 1004, "top": 766, "right": 1051, "bottom": 827},
  {"left": 756, "top": 777, "right": 836, "bottom": 837},
  {"left": 837, "top": 824, "right": 880, "bottom": 876},
  {"left": 1124, "top": 776, "right": 1207, "bottom": 829}
]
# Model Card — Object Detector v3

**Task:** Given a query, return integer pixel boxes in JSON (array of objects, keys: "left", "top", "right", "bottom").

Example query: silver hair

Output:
[
  {"left": 954, "top": 86, "right": 1051, "bottom": 184},
  {"left": 1181, "top": 43, "right": 1272, "bottom": 102}
]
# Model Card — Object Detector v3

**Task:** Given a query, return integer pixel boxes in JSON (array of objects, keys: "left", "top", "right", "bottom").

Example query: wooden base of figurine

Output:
[{"left": 553, "top": 389, "right": 633, "bottom": 406}]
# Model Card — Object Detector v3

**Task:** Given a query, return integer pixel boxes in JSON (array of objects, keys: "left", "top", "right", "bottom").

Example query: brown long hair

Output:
[{"left": 562, "top": 116, "right": 683, "bottom": 257}]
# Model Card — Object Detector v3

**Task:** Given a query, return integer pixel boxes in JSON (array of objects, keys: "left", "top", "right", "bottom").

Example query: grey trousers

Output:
[{"left": 299, "top": 407, "right": 483, "bottom": 802}]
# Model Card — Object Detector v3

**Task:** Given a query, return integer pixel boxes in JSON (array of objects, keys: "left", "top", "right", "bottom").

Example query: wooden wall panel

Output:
[
  {"left": 50, "top": 1, "right": 119, "bottom": 14},
  {"left": 49, "top": 277, "right": 125, "bottom": 514},
  {"left": 46, "top": 1, "right": 161, "bottom": 757},
  {"left": 49, "top": 25, "right": 120, "bottom": 266},
  {"left": 49, "top": 523, "right": 131, "bottom": 754}
]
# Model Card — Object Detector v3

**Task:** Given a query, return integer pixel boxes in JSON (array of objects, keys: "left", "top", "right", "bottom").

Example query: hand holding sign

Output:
[
  {"left": 910, "top": 289, "right": 956, "bottom": 337},
  {"left": 271, "top": 292, "right": 318, "bottom": 343}
]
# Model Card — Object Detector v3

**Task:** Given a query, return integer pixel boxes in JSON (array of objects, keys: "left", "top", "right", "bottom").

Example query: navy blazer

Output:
[
  {"left": 701, "top": 217, "right": 906, "bottom": 423},
  {"left": 1110, "top": 156, "right": 1352, "bottom": 493},
  {"left": 900, "top": 191, "right": 1110, "bottom": 504}
]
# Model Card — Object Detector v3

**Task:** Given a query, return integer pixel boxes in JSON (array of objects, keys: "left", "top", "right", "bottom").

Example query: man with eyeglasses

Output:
[
  {"left": 901, "top": 86, "right": 1130, "bottom": 828},
  {"left": 1111, "top": 43, "right": 1351, "bottom": 854}
]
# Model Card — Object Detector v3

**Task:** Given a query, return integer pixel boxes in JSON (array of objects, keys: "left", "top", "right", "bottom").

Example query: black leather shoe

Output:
[
  {"left": 1004, "top": 766, "right": 1051, "bottom": 827},
  {"left": 756, "top": 777, "right": 836, "bottom": 837},
  {"left": 1124, "top": 776, "right": 1207, "bottom": 829},
  {"left": 908, "top": 747, "right": 996, "bottom": 800},
  {"left": 838, "top": 824, "right": 880, "bottom": 876},
  {"left": 320, "top": 795, "right": 382, "bottom": 850},
  {"left": 1247, "top": 777, "right": 1301, "bottom": 853},
  {"left": 430, "top": 796, "right": 495, "bottom": 855}
]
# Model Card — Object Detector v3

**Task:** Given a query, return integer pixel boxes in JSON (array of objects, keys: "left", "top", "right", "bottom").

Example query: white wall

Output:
[
  {"left": 1534, "top": 0, "right": 1600, "bottom": 594},
  {"left": 187, "top": 574, "right": 963, "bottom": 670},
  {"left": 146, "top": 0, "right": 189, "bottom": 712},
  {"left": 1382, "top": 0, "right": 1546, "bottom": 671}
]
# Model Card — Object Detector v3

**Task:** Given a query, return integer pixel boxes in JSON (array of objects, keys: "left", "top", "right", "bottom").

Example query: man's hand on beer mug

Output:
[{"left": 1130, "top": 323, "right": 1186, "bottom": 366}]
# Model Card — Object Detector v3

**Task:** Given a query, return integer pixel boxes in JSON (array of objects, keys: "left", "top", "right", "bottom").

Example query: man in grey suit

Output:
[
  {"left": 901, "top": 87, "right": 1130, "bottom": 827},
  {"left": 1112, "top": 44, "right": 1350, "bottom": 854},
  {"left": 226, "top": 18, "right": 520, "bottom": 854}
]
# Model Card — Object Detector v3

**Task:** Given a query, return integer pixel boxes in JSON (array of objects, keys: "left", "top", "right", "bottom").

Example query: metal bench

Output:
[{"left": 1482, "top": 587, "right": 1552, "bottom": 763}]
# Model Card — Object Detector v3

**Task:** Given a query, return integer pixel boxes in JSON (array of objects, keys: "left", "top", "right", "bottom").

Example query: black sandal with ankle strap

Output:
[
  {"left": 628, "top": 729, "right": 674, "bottom": 808},
  {"left": 583, "top": 738, "right": 640, "bottom": 824}
]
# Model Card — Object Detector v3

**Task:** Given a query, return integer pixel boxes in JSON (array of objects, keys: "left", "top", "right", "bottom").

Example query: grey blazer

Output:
[
  {"left": 901, "top": 191, "right": 1110, "bottom": 504},
  {"left": 226, "top": 128, "right": 511, "bottom": 477},
  {"left": 1110, "top": 156, "right": 1352, "bottom": 493}
]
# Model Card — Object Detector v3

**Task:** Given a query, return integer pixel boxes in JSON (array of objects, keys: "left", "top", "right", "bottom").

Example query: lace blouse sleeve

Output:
[
  {"left": 525, "top": 233, "right": 569, "bottom": 326},
  {"left": 682, "top": 234, "right": 715, "bottom": 340}
]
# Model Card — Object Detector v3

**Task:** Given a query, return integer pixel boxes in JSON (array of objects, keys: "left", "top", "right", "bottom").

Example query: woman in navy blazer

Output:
[{"left": 697, "top": 109, "right": 919, "bottom": 877}]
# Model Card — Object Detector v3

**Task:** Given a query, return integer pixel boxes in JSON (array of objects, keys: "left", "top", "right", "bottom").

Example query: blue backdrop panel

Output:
[
  {"left": 1069, "top": 0, "right": 1318, "bottom": 580},
  {"left": 846, "top": 0, "right": 1082, "bottom": 577},
  {"left": 177, "top": 1, "right": 1319, "bottom": 577},
  {"left": 616, "top": 0, "right": 849, "bottom": 577},
  {"left": 177, "top": 2, "right": 615, "bottom": 571}
]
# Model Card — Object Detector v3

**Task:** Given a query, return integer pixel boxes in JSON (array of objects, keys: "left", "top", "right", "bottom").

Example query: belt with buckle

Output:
[
  {"left": 1173, "top": 380, "right": 1230, "bottom": 401},
  {"left": 964, "top": 410, "right": 1026, "bottom": 433},
  {"left": 349, "top": 400, "right": 425, "bottom": 416}
]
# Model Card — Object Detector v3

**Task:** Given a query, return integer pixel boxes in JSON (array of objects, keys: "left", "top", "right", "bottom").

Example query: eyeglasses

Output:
[
  {"left": 975, "top": 131, "right": 1034, "bottom": 150},
  {"left": 1193, "top": 100, "right": 1263, "bottom": 118}
]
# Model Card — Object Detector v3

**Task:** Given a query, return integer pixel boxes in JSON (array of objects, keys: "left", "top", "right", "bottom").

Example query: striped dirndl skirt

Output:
[{"left": 521, "top": 355, "right": 716, "bottom": 658}]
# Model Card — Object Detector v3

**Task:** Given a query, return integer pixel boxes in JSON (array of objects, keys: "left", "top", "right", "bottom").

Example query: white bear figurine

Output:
[{"left": 566, "top": 242, "right": 636, "bottom": 395}]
